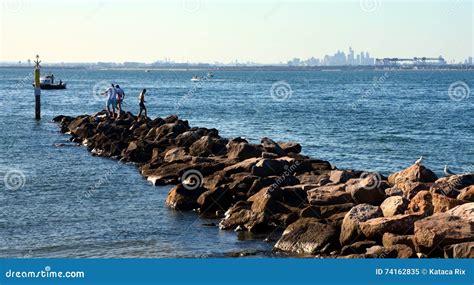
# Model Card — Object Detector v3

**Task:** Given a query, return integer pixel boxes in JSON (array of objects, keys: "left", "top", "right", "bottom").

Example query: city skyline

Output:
[
  {"left": 0, "top": 0, "right": 472, "bottom": 64},
  {"left": 4, "top": 45, "right": 473, "bottom": 68}
]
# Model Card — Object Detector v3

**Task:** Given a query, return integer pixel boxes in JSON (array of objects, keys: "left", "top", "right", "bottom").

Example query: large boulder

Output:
[
  {"left": 307, "top": 184, "right": 353, "bottom": 206},
  {"left": 197, "top": 186, "right": 234, "bottom": 215},
  {"left": 406, "top": 191, "right": 466, "bottom": 216},
  {"left": 382, "top": 233, "right": 416, "bottom": 250},
  {"left": 219, "top": 201, "right": 265, "bottom": 231},
  {"left": 329, "top": 170, "right": 358, "bottom": 184},
  {"left": 274, "top": 218, "right": 339, "bottom": 255},
  {"left": 365, "top": 244, "right": 415, "bottom": 258},
  {"left": 163, "top": 147, "right": 189, "bottom": 162},
  {"left": 226, "top": 142, "right": 261, "bottom": 161},
  {"left": 380, "top": 196, "right": 409, "bottom": 217},
  {"left": 359, "top": 213, "right": 424, "bottom": 239},
  {"left": 221, "top": 158, "right": 260, "bottom": 176},
  {"left": 154, "top": 120, "right": 190, "bottom": 139},
  {"left": 166, "top": 184, "right": 205, "bottom": 211},
  {"left": 218, "top": 187, "right": 295, "bottom": 232},
  {"left": 189, "top": 135, "right": 228, "bottom": 157},
  {"left": 121, "top": 140, "right": 159, "bottom": 163},
  {"left": 347, "top": 174, "right": 387, "bottom": 205},
  {"left": 398, "top": 182, "right": 431, "bottom": 199},
  {"left": 458, "top": 185, "right": 474, "bottom": 202},
  {"left": 446, "top": 203, "right": 474, "bottom": 221},
  {"left": 430, "top": 174, "right": 474, "bottom": 198},
  {"left": 414, "top": 213, "right": 474, "bottom": 256},
  {"left": 388, "top": 164, "right": 438, "bottom": 186},
  {"left": 251, "top": 157, "right": 295, "bottom": 177},
  {"left": 339, "top": 204, "right": 383, "bottom": 245},
  {"left": 300, "top": 203, "right": 355, "bottom": 219},
  {"left": 340, "top": 240, "right": 378, "bottom": 255},
  {"left": 444, "top": 242, "right": 474, "bottom": 258},
  {"left": 278, "top": 142, "right": 302, "bottom": 154},
  {"left": 260, "top": 137, "right": 286, "bottom": 156}
]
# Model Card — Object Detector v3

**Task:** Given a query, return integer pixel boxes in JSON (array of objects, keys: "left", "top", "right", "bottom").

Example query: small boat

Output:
[
  {"left": 32, "top": 74, "right": 66, "bottom": 90},
  {"left": 191, "top": 76, "right": 203, "bottom": 82},
  {"left": 145, "top": 69, "right": 151, "bottom": 73},
  {"left": 207, "top": 72, "right": 214, "bottom": 78}
]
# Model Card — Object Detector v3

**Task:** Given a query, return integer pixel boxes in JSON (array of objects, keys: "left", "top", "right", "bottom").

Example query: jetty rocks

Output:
[{"left": 53, "top": 112, "right": 474, "bottom": 258}]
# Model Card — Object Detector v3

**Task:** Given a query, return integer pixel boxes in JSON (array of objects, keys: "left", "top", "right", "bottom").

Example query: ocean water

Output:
[{"left": 0, "top": 67, "right": 473, "bottom": 257}]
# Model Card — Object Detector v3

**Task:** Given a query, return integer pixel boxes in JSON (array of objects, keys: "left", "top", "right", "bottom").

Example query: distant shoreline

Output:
[{"left": 1, "top": 65, "right": 473, "bottom": 71}]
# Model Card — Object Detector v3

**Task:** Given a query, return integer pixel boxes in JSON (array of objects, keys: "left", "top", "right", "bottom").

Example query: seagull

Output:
[
  {"left": 444, "top": 165, "right": 455, "bottom": 176},
  {"left": 415, "top": 156, "right": 423, "bottom": 165}
]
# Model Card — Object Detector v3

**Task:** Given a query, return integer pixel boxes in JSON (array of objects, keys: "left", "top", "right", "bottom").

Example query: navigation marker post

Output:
[{"left": 34, "top": 55, "right": 41, "bottom": 120}]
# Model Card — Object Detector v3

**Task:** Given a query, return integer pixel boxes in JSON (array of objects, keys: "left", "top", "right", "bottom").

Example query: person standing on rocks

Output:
[
  {"left": 102, "top": 84, "right": 117, "bottom": 118},
  {"left": 115, "top": 84, "right": 125, "bottom": 118},
  {"left": 137, "top": 88, "right": 147, "bottom": 121}
]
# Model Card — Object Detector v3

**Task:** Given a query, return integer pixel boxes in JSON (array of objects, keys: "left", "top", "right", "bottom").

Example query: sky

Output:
[{"left": 0, "top": 0, "right": 472, "bottom": 64}]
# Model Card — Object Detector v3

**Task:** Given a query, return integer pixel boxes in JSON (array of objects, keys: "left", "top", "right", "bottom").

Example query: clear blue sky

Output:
[{"left": 0, "top": 0, "right": 472, "bottom": 63}]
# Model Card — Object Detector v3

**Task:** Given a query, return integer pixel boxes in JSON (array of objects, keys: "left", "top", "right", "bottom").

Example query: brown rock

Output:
[
  {"left": 407, "top": 191, "right": 466, "bottom": 216},
  {"left": 365, "top": 244, "right": 415, "bottom": 258},
  {"left": 360, "top": 213, "right": 424, "bottom": 239},
  {"left": 348, "top": 174, "right": 387, "bottom": 205},
  {"left": 278, "top": 142, "right": 302, "bottom": 154},
  {"left": 414, "top": 213, "right": 474, "bottom": 255},
  {"left": 163, "top": 147, "right": 189, "bottom": 162},
  {"left": 251, "top": 157, "right": 296, "bottom": 177},
  {"left": 398, "top": 182, "right": 431, "bottom": 199},
  {"left": 219, "top": 201, "right": 265, "bottom": 231},
  {"left": 329, "top": 170, "right": 357, "bottom": 184},
  {"left": 339, "top": 204, "right": 383, "bottom": 245},
  {"left": 444, "top": 242, "right": 474, "bottom": 258},
  {"left": 446, "top": 203, "right": 474, "bottom": 221},
  {"left": 307, "top": 184, "right": 353, "bottom": 206},
  {"left": 341, "top": 240, "right": 378, "bottom": 255},
  {"left": 197, "top": 187, "right": 233, "bottom": 215},
  {"left": 385, "top": 187, "right": 404, "bottom": 197},
  {"left": 221, "top": 157, "right": 260, "bottom": 176},
  {"left": 166, "top": 184, "right": 205, "bottom": 210},
  {"left": 274, "top": 218, "right": 339, "bottom": 255},
  {"left": 380, "top": 196, "right": 409, "bottom": 217},
  {"left": 226, "top": 142, "right": 261, "bottom": 161},
  {"left": 457, "top": 185, "right": 474, "bottom": 202},
  {"left": 261, "top": 137, "right": 287, "bottom": 156},
  {"left": 382, "top": 233, "right": 416, "bottom": 250},
  {"left": 430, "top": 174, "right": 474, "bottom": 198},
  {"left": 300, "top": 203, "right": 355, "bottom": 219},
  {"left": 189, "top": 135, "right": 228, "bottom": 157},
  {"left": 388, "top": 164, "right": 438, "bottom": 186}
]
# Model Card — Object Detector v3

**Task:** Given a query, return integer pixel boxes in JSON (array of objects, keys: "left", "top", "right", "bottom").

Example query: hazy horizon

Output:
[{"left": 0, "top": 0, "right": 473, "bottom": 64}]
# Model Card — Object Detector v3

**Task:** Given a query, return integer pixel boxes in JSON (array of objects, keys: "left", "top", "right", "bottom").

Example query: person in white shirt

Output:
[{"left": 101, "top": 84, "right": 117, "bottom": 118}]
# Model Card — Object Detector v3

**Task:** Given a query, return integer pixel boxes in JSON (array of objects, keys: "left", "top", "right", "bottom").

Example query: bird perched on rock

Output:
[
  {"left": 415, "top": 156, "right": 423, "bottom": 165},
  {"left": 444, "top": 165, "right": 455, "bottom": 176}
]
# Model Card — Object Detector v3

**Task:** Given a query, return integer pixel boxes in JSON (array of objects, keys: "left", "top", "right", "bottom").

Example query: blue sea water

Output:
[{"left": 0, "top": 67, "right": 473, "bottom": 257}]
